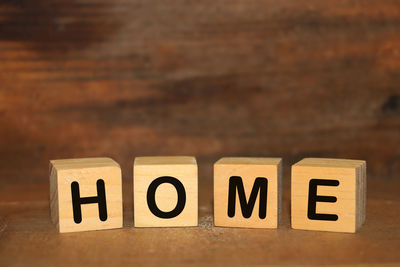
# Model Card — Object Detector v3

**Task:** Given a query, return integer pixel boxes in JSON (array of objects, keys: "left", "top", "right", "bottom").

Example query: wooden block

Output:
[
  {"left": 133, "top": 156, "right": 198, "bottom": 227},
  {"left": 49, "top": 157, "right": 123, "bottom": 233},
  {"left": 214, "top": 157, "right": 282, "bottom": 228},
  {"left": 291, "top": 158, "right": 367, "bottom": 233}
]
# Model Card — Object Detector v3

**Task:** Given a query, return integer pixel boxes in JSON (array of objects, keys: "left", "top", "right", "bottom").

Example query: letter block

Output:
[
  {"left": 214, "top": 157, "right": 282, "bottom": 228},
  {"left": 291, "top": 158, "right": 366, "bottom": 233},
  {"left": 134, "top": 156, "right": 198, "bottom": 227},
  {"left": 49, "top": 157, "right": 123, "bottom": 233}
]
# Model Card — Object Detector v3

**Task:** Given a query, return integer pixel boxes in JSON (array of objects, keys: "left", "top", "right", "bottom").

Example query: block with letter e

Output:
[
  {"left": 49, "top": 157, "right": 123, "bottom": 233},
  {"left": 214, "top": 157, "right": 282, "bottom": 228},
  {"left": 291, "top": 158, "right": 366, "bottom": 233},
  {"left": 134, "top": 156, "right": 198, "bottom": 227}
]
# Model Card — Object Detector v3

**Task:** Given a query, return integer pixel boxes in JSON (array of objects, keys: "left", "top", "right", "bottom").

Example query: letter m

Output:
[{"left": 227, "top": 176, "right": 268, "bottom": 219}]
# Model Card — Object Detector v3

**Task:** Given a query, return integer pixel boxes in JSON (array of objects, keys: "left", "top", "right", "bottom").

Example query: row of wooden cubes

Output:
[{"left": 50, "top": 156, "right": 366, "bottom": 233}]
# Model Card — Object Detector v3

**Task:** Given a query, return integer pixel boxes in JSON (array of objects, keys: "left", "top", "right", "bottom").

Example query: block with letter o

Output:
[{"left": 133, "top": 156, "right": 198, "bottom": 227}]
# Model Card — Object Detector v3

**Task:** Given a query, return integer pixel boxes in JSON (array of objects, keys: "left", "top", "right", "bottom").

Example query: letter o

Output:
[{"left": 146, "top": 176, "right": 186, "bottom": 218}]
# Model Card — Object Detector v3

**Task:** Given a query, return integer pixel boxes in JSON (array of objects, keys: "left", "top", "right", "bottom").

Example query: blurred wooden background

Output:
[
  {"left": 1, "top": 0, "right": 399, "bottom": 188},
  {"left": 0, "top": 1, "right": 399, "bottom": 265}
]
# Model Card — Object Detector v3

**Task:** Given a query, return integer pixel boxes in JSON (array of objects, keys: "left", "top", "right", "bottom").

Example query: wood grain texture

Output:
[
  {"left": 0, "top": 0, "right": 399, "bottom": 191},
  {"left": 134, "top": 156, "right": 198, "bottom": 227},
  {"left": 214, "top": 157, "right": 282, "bottom": 228},
  {"left": 50, "top": 157, "right": 123, "bottom": 232},
  {"left": 291, "top": 158, "right": 366, "bottom": 233}
]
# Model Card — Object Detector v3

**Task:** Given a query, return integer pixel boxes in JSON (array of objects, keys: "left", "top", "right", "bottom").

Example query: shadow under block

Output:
[
  {"left": 49, "top": 157, "right": 123, "bottom": 233},
  {"left": 214, "top": 157, "right": 282, "bottom": 228},
  {"left": 291, "top": 158, "right": 366, "bottom": 233},
  {"left": 133, "top": 156, "right": 198, "bottom": 227}
]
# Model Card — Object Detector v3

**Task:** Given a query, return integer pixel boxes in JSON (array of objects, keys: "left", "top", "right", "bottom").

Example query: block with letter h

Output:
[
  {"left": 214, "top": 157, "right": 282, "bottom": 228},
  {"left": 291, "top": 158, "right": 366, "bottom": 233},
  {"left": 50, "top": 158, "right": 123, "bottom": 233}
]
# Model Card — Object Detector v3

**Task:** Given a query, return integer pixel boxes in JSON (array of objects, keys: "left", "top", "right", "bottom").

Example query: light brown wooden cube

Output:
[
  {"left": 134, "top": 156, "right": 198, "bottom": 227},
  {"left": 214, "top": 157, "right": 282, "bottom": 228},
  {"left": 50, "top": 157, "right": 123, "bottom": 233},
  {"left": 291, "top": 158, "right": 366, "bottom": 233}
]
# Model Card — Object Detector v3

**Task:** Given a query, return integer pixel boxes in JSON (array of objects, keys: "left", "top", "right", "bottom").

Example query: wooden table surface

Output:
[
  {"left": 0, "top": 0, "right": 399, "bottom": 265},
  {"left": 1, "top": 173, "right": 400, "bottom": 266}
]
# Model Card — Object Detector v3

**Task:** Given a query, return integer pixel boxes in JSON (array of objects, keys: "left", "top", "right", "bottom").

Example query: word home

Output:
[{"left": 49, "top": 156, "right": 366, "bottom": 234}]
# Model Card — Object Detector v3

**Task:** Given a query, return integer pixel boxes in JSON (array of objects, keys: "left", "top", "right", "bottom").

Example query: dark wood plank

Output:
[{"left": 1, "top": 1, "right": 399, "bottom": 187}]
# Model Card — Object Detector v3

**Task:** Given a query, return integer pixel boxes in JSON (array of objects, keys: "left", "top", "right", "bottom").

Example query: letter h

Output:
[{"left": 71, "top": 179, "right": 108, "bottom": 223}]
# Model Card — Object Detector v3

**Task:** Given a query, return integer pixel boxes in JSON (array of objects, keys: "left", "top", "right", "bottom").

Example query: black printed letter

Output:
[
  {"left": 307, "top": 179, "right": 339, "bottom": 221},
  {"left": 147, "top": 176, "right": 186, "bottom": 218},
  {"left": 227, "top": 176, "right": 268, "bottom": 219},
  {"left": 71, "top": 179, "right": 107, "bottom": 224}
]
